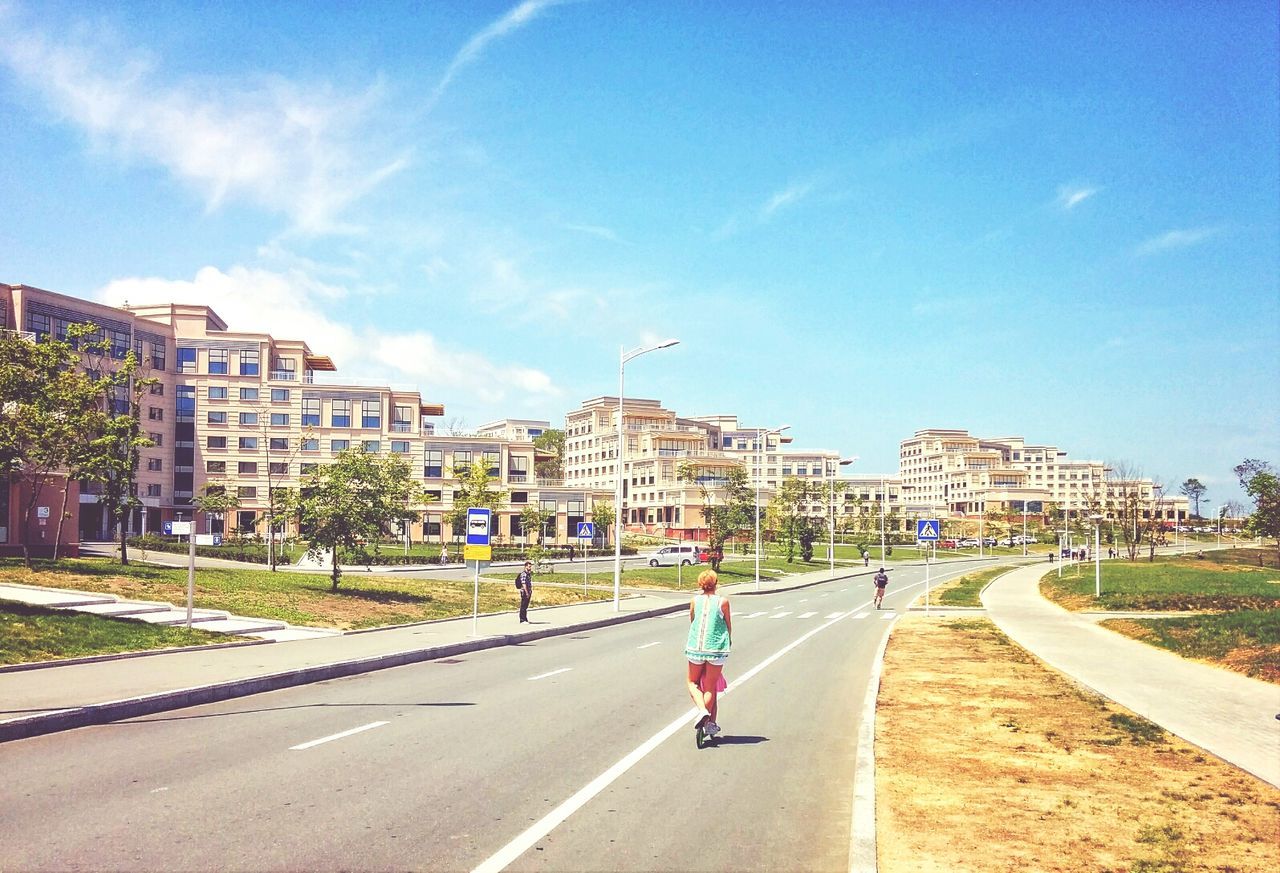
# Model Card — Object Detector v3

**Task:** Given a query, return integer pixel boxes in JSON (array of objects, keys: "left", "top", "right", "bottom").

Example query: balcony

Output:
[
  {"left": 391, "top": 422, "right": 412, "bottom": 432},
  {"left": 537, "top": 477, "right": 565, "bottom": 487},
  {"left": 508, "top": 473, "right": 528, "bottom": 483},
  {"left": 269, "top": 370, "right": 297, "bottom": 381},
  {"left": 0, "top": 329, "right": 37, "bottom": 342}
]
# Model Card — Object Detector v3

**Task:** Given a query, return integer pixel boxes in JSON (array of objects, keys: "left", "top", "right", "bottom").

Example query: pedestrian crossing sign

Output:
[
  {"left": 577, "top": 522, "right": 594, "bottom": 540},
  {"left": 917, "top": 519, "right": 940, "bottom": 540}
]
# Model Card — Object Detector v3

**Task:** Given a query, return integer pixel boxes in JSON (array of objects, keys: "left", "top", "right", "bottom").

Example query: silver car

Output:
[{"left": 645, "top": 545, "right": 702, "bottom": 567}]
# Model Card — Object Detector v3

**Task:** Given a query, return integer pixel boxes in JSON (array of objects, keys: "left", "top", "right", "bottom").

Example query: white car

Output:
[{"left": 644, "top": 545, "right": 702, "bottom": 567}]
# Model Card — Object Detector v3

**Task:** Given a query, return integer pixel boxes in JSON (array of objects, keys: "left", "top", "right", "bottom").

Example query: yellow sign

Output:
[{"left": 463, "top": 544, "right": 492, "bottom": 561}]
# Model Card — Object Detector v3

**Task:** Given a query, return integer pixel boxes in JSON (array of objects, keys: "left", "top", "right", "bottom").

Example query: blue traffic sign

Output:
[
  {"left": 577, "top": 522, "right": 595, "bottom": 540},
  {"left": 163, "top": 521, "right": 172, "bottom": 536},
  {"left": 916, "top": 519, "right": 940, "bottom": 540},
  {"left": 466, "top": 508, "right": 492, "bottom": 546}
]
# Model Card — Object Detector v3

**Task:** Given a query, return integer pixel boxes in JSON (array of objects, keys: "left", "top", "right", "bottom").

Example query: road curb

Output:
[{"left": 0, "top": 600, "right": 688, "bottom": 744}]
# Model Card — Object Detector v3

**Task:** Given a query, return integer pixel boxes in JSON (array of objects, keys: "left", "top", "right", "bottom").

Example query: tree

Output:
[
  {"left": 678, "top": 462, "right": 754, "bottom": 571},
  {"left": 1179, "top": 478, "right": 1207, "bottom": 518},
  {"left": 1109, "top": 461, "right": 1150, "bottom": 561},
  {"left": 294, "top": 449, "right": 421, "bottom": 590},
  {"left": 443, "top": 457, "right": 508, "bottom": 540},
  {"left": 533, "top": 429, "right": 565, "bottom": 481},
  {"left": 253, "top": 404, "right": 313, "bottom": 571},
  {"left": 768, "top": 475, "right": 825, "bottom": 564},
  {"left": 520, "top": 503, "right": 554, "bottom": 545},
  {"left": 591, "top": 499, "right": 614, "bottom": 548},
  {"left": 192, "top": 482, "right": 241, "bottom": 530},
  {"left": 1234, "top": 459, "right": 1279, "bottom": 567},
  {"left": 0, "top": 325, "right": 99, "bottom": 566}
]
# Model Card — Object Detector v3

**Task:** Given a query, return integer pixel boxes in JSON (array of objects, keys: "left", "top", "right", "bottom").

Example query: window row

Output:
[
  {"left": 205, "top": 387, "right": 291, "bottom": 402},
  {"left": 206, "top": 412, "right": 291, "bottom": 426}
]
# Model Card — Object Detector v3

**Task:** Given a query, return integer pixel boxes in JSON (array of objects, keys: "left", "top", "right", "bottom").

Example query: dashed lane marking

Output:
[
  {"left": 290, "top": 721, "right": 388, "bottom": 751},
  {"left": 769, "top": 611, "right": 793, "bottom": 619},
  {"left": 798, "top": 611, "right": 817, "bottom": 619},
  {"left": 528, "top": 668, "right": 573, "bottom": 681},
  {"left": 637, "top": 641, "right": 661, "bottom": 649},
  {"left": 853, "top": 612, "right": 870, "bottom": 619},
  {"left": 825, "top": 612, "right": 845, "bottom": 619}
]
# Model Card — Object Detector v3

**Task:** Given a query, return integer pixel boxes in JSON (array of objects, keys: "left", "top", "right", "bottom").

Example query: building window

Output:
[
  {"left": 239, "top": 412, "right": 258, "bottom": 426},
  {"left": 239, "top": 437, "right": 257, "bottom": 450},
  {"left": 302, "top": 398, "right": 320, "bottom": 426},
  {"left": 145, "top": 484, "right": 162, "bottom": 497},
  {"left": 454, "top": 450, "right": 472, "bottom": 475},
  {"left": 300, "top": 463, "right": 318, "bottom": 475},
  {"left": 149, "top": 383, "right": 164, "bottom": 396},
  {"left": 148, "top": 406, "right": 163, "bottom": 421},
  {"left": 269, "top": 462, "right": 288, "bottom": 475},
  {"left": 361, "top": 399, "right": 381, "bottom": 429},
  {"left": 362, "top": 440, "right": 381, "bottom": 453},
  {"left": 271, "top": 388, "right": 290, "bottom": 402},
  {"left": 147, "top": 458, "right": 163, "bottom": 472},
  {"left": 208, "top": 411, "right": 227, "bottom": 425},
  {"left": 206, "top": 461, "right": 226, "bottom": 473},
  {"left": 511, "top": 491, "right": 528, "bottom": 504},
  {"left": 207, "top": 437, "right": 227, "bottom": 449},
  {"left": 238, "top": 462, "right": 258, "bottom": 474},
  {"left": 270, "top": 413, "right": 289, "bottom": 426},
  {"left": 509, "top": 456, "right": 528, "bottom": 482},
  {"left": 177, "top": 347, "right": 197, "bottom": 373},
  {"left": 484, "top": 450, "right": 500, "bottom": 476},
  {"left": 240, "top": 349, "right": 260, "bottom": 376},
  {"left": 332, "top": 399, "right": 351, "bottom": 428},
  {"left": 269, "top": 437, "right": 288, "bottom": 451},
  {"left": 148, "top": 432, "right": 163, "bottom": 447},
  {"left": 208, "top": 386, "right": 227, "bottom": 400},
  {"left": 425, "top": 450, "right": 443, "bottom": 478},
  {"left": 331, "top": 439, "right": 349, "bottom": 452},
  {"left": 301, "top": 438, "right": 319, "bottom": 451},
  {"left": 209, "top": 348, "right": 229, "bottom": 375},
  {"left": 240, "top": 387, "right": 259, "bottom": 401},
  {"left": 393, "top": 405, "right": 412, "bottom": 432},
  {"left": 391, "top": 440, "right": 410, "bottom": 454},
  {"left": 237, "top": 487, "right": 257, "bottom": 499},
  {"left": 149, "top": 341, "right": 165, "bottom": 371}
]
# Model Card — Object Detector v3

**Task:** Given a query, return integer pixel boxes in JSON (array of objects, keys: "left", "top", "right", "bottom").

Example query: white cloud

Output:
[
  {"left": 760, "top": 182, "right": 814, "bottom": 220},
  {"left": 1056, "top": 185, "right": 1099, "bottom": 210},
  {"left": 95, "top": 266, "right": 560, "bottom": 403},
  {"left": 1135, "top": 227, "right": 1220, "bottom": 256},
  {"left": 428, "top": 0, "right": 571, "bottom": 110},
  {"left": 564, "top": 223, "right": 621, "bottom": 242},
  {"left": 0, "top": 13, "right": 408, "bottom": 233}
]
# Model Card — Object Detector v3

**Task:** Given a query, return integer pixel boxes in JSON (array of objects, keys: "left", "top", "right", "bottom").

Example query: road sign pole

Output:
[
  {"left": 187, "top": 531, "right": 195, "bottom": 628},
  {"left": 472, "top": 560, "right": 480, "bottom": 637}
]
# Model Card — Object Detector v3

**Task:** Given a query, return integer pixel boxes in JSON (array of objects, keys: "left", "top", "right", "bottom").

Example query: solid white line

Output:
[
  {"left": 799, "top": 611, "right": 817, "bottom": 619},
  {"left": 769, "top": 611, "right": 793, "bottom": 619},
  {"left": 849, "top": 615, "right": 896, "bottom": 873},
  {"left": 290, "top": 721, "right": 388, "bottom": 751},
  {"left": 528, "top": 668, "right": 572, "bottom": 681},
  {"left": 472, "top": 601, "right": 875, "bottom": 873},
  {"left": 637, "top": 641, "right": 661, "bottom": 649}
]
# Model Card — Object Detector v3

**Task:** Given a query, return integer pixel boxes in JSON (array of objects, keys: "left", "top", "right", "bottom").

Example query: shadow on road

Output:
[
  {"left": 114, "top": 701, "right": 475, "bottom": 724},
  {"left": 705, "top": 735, "right": 769, "bottom": 746}
]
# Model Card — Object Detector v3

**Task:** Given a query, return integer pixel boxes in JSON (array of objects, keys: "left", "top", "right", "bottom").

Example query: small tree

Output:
[
  {"left": 295, "top": 449, "right": 421, "bottom": 590},
  {"left": 520, "top": 503, "right": 554, "bottom": 546},
  {"left": 591, "top": 499, "right": 614, "bottom": 549},
  {"left": 1235, "top": 459, "right": 1279, "bottom": 567},
  {"left": 768, "top": 475, "right": 823, "bottom": 564},
  {"left": 678, "top": 461, "right": 753, "bottom": 571},
  {"left": 533, "top": 428, "right": 565, "bottom": 481},
  {"left": 1179, "top": 478, "right": 1207, "bottom": 518},
  {"left": 443, "top": 458, "right": 508, "bottom": 543},
  {"left": 192, "top": 482, "right": 241, "bottom": 533}
]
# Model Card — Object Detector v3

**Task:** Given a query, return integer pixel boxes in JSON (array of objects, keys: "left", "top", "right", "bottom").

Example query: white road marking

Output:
[
  {"left": 769, "top": 611, "right": 792, "bottom": 619},
  {"left": 825, "top": 612, "right": 845, "bottom": 619},
  {"left": 853, "top": 611, "right": 870, "bottom": 619},
  {"left": 743, "top": 611, "right": 767, "bottom": 619},
  {"left": 798, "top": 598, "right": 808, "bottom": 602},
  {"left": 471, "top": 597, "right": 876, "bottom": 873},
  {"left": 881, "top": 612, "right": 895, "bottom": 620},
  {"left": 798, "top": 611, "right": 817, "bottom": 618},
  {"left": 150, "top": 787, "right": 169, "bottom": 794},
  {"left": 637, "top": 641, "right": 661, "bottom": 649},
  {"left": 528, "top": 668, "right": 573, "bottom": 681},
  {"left": 290, "top": 721, "right": 388, "bottom": 751}
]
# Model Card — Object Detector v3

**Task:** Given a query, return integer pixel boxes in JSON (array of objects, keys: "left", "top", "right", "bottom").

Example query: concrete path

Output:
[
  {"left": 0, "top": 565, "right": 874, "bottom": 743},
  {"left": 982, "top": 562, "right": 1280, "bottom": 788}
]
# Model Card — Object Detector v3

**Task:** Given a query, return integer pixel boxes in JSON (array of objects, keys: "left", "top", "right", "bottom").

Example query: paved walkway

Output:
[
  {"left": 0, "top": 564, "right": 874, "bottom": 742},
  {"left": 982, "top": 562, "right": 1280, "bottom": 788}
]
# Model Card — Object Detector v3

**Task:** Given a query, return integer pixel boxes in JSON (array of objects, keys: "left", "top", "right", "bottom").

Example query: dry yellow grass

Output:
[{"left": 876, "top": 615, "right": 1280, "bottom": 872}]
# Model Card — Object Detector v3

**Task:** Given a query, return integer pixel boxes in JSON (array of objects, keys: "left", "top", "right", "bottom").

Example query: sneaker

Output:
[
  {"left": 694, "top": 713, "right": 709, "bottom": 730},
  {"left": 704, "top": 721, "right": 721, "bottom": 737}
]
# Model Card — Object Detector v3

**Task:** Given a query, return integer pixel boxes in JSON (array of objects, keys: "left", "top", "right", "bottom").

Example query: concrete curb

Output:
[
  {"left": 0, "top": 638, "right": 272, "bottom": 675},
  {"left": 0, "top": 600, "right": 688, "bottom": 744}
]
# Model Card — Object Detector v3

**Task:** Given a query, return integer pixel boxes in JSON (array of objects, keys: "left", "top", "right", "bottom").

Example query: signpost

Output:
[
  {"left": 577, "top": 522, "right": 594, "bottom": 592},
  {"left": 466, "top": 508, "right": 491, "bottom": 635},
  {"left": 166, "top": 520, "right": 196, "bottom": 626},
  {"left": 917, "top": 519, "right": 939, "bottom": 615}
]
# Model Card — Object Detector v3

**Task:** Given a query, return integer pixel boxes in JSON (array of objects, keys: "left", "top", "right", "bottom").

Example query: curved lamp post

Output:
[
  {"left": 829, "top": 456, "right": 857, "bottom": 575},
  {"left": 754, "top": 425, "right": 790, "bottom": 590},
  {"left": 613, "top": 339, "right": 679, "bottom": 611}
]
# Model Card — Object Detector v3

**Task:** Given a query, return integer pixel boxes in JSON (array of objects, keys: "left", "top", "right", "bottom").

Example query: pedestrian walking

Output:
[
  {"left": 568, "top": 544, "right": 575, "bottom": 562},
  {"left": 873, "top": 567, "right": 889, "bottom": 609},
  {"left": 515, "top": 560, "right": 534, "bottom": 623},
  {"left": 685, "top": 570, "right": 732, "bottom": 739},
  {"left": 861, "top": 548, "right": 870, "bottom": 567},
  {"left": 440, "top": 543, "right": 449, "bottom": 564}
]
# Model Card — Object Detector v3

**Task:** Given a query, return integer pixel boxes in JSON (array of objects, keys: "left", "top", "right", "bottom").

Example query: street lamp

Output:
[
  {"left": 1090, "top": 513, "right": 1104, "bottom": 597},
  {"left": 613, "top": 339, "right": 680, "bottom": 612},
  {"left": 752, "top": 422, "right": 783, "bottom": 591},
  {"left": 879, "top": 477, "right": 887, "bottom": 563},
  {"left": 830, "top": 456, "right": 857, "bottom": 575}
]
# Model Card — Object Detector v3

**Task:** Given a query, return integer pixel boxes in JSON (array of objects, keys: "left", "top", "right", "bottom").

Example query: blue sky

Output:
[{"left": 2, "top": 1, "right": 1276, "bottom": 507}]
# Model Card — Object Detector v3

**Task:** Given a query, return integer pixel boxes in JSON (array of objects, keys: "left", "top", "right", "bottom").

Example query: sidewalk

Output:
[
  {"left": 982, "top": 562, "right": 1280, "bottom": 788},
  {"left": 0, "top": 565, "right": 874, "bottom": 743}
]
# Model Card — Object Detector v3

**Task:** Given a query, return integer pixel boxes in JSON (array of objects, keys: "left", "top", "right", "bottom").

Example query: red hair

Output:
[{"left": 697, "top": 570, "right": 718, "bottom": 592}]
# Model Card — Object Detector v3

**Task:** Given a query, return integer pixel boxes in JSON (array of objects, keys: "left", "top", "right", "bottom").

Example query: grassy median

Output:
[
  {"left": 877, "top": 615, "right": 1280, "bottom": 872},
  {"left": 0, "top": 600, "right": 226, "bottom": 665},
  {"left": 1040, "top": 549, "right": 1280, "bottom": 682}
]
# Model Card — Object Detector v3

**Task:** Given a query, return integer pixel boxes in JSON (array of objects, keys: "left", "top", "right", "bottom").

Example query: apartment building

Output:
[{"left": 898, "top": 428, "right": 1187, "bottom": 522}]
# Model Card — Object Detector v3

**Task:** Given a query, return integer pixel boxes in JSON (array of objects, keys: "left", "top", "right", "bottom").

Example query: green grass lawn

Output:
[
  {"left": 0, "top": 600, "right": 226, "bottom": 665},
  {"left": 0, "top": 558, "right": 610, "bottom": 632},
  {"left": 549, "top": 556, "right": 799, "bottom": 591},
  {"left": 925, "top": 566, "right": 1013, "bottom": 607},
  {"left": 1040, "top": 552, "right": 1280, "bottom": 683}
]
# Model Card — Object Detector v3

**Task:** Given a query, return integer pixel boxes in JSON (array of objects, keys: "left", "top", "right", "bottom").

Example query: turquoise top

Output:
[{"left": 685, "top": 594, "right": 731, "bottom": 660}]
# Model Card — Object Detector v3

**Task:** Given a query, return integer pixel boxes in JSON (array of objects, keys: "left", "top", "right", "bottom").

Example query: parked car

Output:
[
  {"left": 940, "top": 539, "right": 960, "bottom": 549},
  {"left": 958, "top": 538, "right": 980, "bottom": 548},
  {"left": 644, "top": 545, "right": 702, "bottom": 567}
]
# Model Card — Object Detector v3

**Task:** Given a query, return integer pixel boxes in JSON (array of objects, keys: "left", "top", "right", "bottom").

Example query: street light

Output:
[
  {"left": 879, "top": 477, "right": 887, "bottom": 563},
  {"left": 613, "top": 339, "right": 680, "bottom": 612},
  {"left": 830, "top": 456, "right": 857, "bottom": 575},
  {"left": 1090, "top": 513, "right": 1104, "bottom": 597},
  {"left": 754, "top": 425, "right": 790, "bottom": 590}
]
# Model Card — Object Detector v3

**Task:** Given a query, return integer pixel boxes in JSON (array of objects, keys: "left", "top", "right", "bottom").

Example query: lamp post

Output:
[
  {"left": 754, "top": 425, "right": 790, "bottom": 591},
  {"left": 1090, "top": 513, "right": 1104, "bottom": 597},
  {"left": 879, "top": 477, "right": 886, "bottom": 563},
  {"left": 829, "top": 456, "right": 857, "bottom": 575},
  {"left": 613, "top": 339, "right": 680, "bottom": 612},
  {"left": 1022, "top": 503, "right": 1028, "bottom": 557}
]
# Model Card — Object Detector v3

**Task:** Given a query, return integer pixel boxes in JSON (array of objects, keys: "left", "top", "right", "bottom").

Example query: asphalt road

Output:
[{"left": 1, "top": 563, "right": 975, "bottom": 872}]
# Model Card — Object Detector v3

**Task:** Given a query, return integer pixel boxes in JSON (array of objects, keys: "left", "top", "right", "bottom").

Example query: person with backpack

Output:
[
  {"left": 515, "top": 561, "right": 534, "bottom": 623},
  {"left": 873, "top": 567, "right": 889, "bottom": 609}
]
